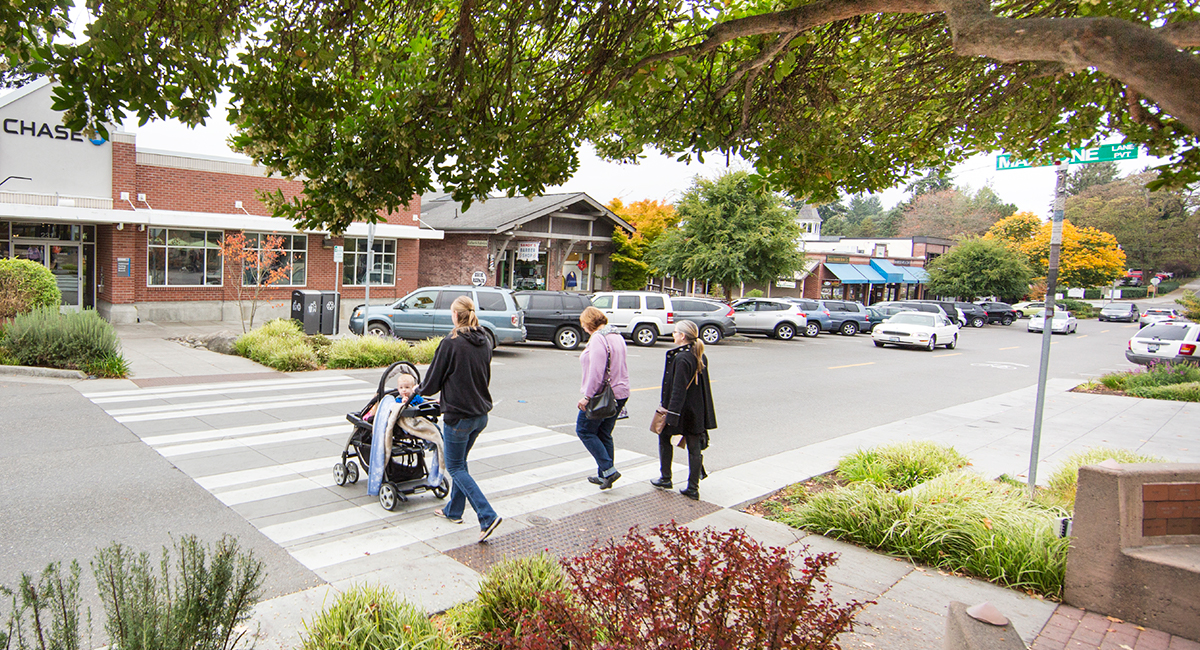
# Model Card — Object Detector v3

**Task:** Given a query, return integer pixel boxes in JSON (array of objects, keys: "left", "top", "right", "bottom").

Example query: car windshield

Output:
[
  {"left": 1136, "top": 323, "right": 1192, "bottom": 340},
  {"left": 889, "top": 313, "right": 935, "bottom": 326},
  {"left": 1035, "top": 311, "right": 1071, "bottom": 319}
]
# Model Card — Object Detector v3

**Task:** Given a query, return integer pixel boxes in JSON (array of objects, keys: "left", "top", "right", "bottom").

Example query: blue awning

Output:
[
  {"left": 824, "top": 263, "right": 870, "bottom": 284},
  {"left": 869, "top": 259, "right": 905, "bottom": 283},
  {"left": 856, "top": 264, "right": 887, "bottom": 284},
  {"left": 900, "top": 266, "right": 929, "bottom": 284}
]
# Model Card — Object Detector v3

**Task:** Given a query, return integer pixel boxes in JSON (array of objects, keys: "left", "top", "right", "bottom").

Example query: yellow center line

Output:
[
  {"left": 1100, "top": 329, "right": 1110, "bottom": 333},
  {"left": 828, "top": 362, "right": 876, "bottom": 370},
  {"left": 999, "top": 346, "right": 1020, "bottom": 350},
  {"left": 631, "top": 386, "right": 659, "bottom": 392},
  {"left": 1076, "top": 334, "right": 1088, "bottom": 338},
  {"left": 934, "top": 353, "right": 962, "bottom": 358}
]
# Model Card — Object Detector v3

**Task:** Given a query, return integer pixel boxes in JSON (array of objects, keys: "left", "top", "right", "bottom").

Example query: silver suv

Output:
[
  {"left": 349, "top": 285, "right": 526, "bottom": 348},
  {"left": 591, "top": 291, "right": 676, "bottom": 346},
  {"left": 730, "top": 298, "right": 808, "bottom": 340}
]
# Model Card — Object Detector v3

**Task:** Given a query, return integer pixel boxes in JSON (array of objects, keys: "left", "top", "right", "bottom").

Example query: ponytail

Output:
[
  {"left": 675, "top": 320, "right": 705, "bottom": 385},
  {"left": 450, "top": 296, "right": 479, "bottom": 338}
]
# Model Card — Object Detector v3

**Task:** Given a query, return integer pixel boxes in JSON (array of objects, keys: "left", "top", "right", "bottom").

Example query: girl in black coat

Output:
[{"left": 651, "top": 320, "right": 717, "bottom": 500}]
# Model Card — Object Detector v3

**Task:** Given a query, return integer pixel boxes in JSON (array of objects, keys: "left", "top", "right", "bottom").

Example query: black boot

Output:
[
  {"left": 679, "top": 487, "right": 700, "bottom": 500},
  {"left": 650, "top": 477, "right": 673, "bottom": 489}
]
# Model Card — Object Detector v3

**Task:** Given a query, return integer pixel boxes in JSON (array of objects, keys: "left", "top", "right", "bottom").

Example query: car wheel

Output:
[
  {"left": 926, "top": 336, "right": 936, "bottom": 351},
  {"left": 554, "top": 326, "right": 582, "bottom": 350},
  {"left": 874, "top": 340, "right": 885, "bottom": 348},
  {"left": 699, "top": 324, "right": 722, "bottom": 345},
  {"left": 804, "top": 322, "right": 821, "bottom": 338},
  {"left": 970, "top": 316, "right": 985, "bottom": 328},
  {"left": 839, "top": 321, "right": 859, "bottom": 336},
  {"left": 946, "top": 334, "right": 957, "bottom": 349},
  {"left": 632, "top": 324, "right": 658, "bottom": 347},
  {"left": 1000, "top": 315, "right": 1014, "bottom": 326},
  {"left": 773, "top": 322, "right": 796, "bottom": 341},
  {"left": 483, "top": 329, "right": 497, "bottom": 350},
  {"left": 366, "top": 322, "right": 391, "bottom": 337}
]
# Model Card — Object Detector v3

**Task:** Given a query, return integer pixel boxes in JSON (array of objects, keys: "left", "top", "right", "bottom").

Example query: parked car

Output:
[
  {"left": 1028, "top": 310, "right": 1078, "bottom": 334},
  {"left": 1126, "top": 321, "right": 1200, "bottom": 366},
  {"left": 784, "top": 298, "right": 869, "bottom": 335},
  {"left": 786, "top": 298, "right": 828, "bottom": 337},
  {"left": 865, "top": 304, "right": 916, "bottom": 332},
  {"left": 1098, "top": 302, "right": 1140, "bottom": 322},
  {"left": 953, "top": 302, "right": 990, "bottom": 328},
  {"left": 349, "top": 285, "right": 526, "bottom": 348},
  {"left": 873, "top": 300, "right": 954, "bottom": 322},
  {"left": 904, "top": 299, "right": 967, "bottom": 326},
  {"left": 590, "top": 291, "right": 675, "bottom": 347},
  {"left": 1139, "top": 308, "right": 1183, "bottom": 327},
  {"left": 871, "top": 311, "right": 960, "bottom": 351},
  {"left": 514, "top": 290, "right": 592, "bottom": 350},
  {"left": 975, "top": 301, "right": 1018, "bottom": 326},
  {"left": 670, "top": 297, "right": 737, "bottom": 344},
  {"left": 1011, "top": 301, "right": 1046, "bottom": 318},
  {"left": 730, "top": 297, "right": 807, "bottom": 340}
]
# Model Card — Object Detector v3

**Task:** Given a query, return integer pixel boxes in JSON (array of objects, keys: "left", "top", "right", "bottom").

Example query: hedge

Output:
[{"left": 0, "top": 258, "right": 62, "bottom": 319}]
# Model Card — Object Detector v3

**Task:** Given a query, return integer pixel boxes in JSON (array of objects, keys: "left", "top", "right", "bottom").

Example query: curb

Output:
[{"left": 0, "top": 364, "right": 87, "bottom": 380}]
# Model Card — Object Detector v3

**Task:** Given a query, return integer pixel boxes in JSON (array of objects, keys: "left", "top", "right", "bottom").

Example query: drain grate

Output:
[{"left": 446, "top": 490, "right": 720, "bottom": 573}]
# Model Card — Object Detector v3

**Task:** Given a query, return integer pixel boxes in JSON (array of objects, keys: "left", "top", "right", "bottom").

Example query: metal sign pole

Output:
[
  {"left": 364, "top": 222, "right": 375, "bottom": 333},
  {"left": 1028, "top": 160, "right": 1069, "bottom": 498}
]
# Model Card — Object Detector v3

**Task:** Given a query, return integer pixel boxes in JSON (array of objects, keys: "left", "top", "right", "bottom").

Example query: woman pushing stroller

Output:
[{"left": 651, "top": 320, "right": 717, "bottom": 500}]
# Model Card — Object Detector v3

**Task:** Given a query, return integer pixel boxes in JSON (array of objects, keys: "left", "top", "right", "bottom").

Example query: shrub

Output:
[
  {"left": 1099, "top": 362, "right": 1200, "bottom": 392},
  {"left": 745, "top": 289, "right": 764, "bottom": 298},
  {"left": 409, "top": 336, "right": 441, "bottom": 364},
  {"left": 789, "top": 471, "right": 1069, "bottom": 598},
  {"left": 1127, "top": 381, "right": 1200, "bottom": 402},
  {"left": 1, "top": 308, "right": 127, "bottom": 374},
  {"left": 325, "top": 335, "right": 412, "bottom": 369},
  {"left": 300, "top": 584, "right": 447, "bottom": 650},
  {"left": 234, "top": 319, "right": 319, "bottom": 371},
  {"left": 1, "top": 561, "right": 83, "bottom": 650},
  {"left": 0, "top": 258, "right": 61, "bottom": 319},
  {"left": 490, "top": 523, "right": 865, "bottom": 649},
  {"left": 1177, "top": 290, "right": 1200, "bottom": 321},
  {"left": 443, "top": 554, "right": 567, "bottom": 647},
  {"left": 1056, "top": 298, "right": 1094, "bottom": 319},
  {"left": 82, "top": 352, "right": 132, "bottom": 378},
  {"left": 92, "top": 535, "right": 264, "bottom": 650},
  {"left": 837, "top": 441, "right": 970, "bottom": 491},
  {"left": 1041, "top": 448, "right": 1165, "bottom": 511}
]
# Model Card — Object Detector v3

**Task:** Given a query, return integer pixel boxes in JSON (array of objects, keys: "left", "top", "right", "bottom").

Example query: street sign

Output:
[
  {"left": 1151, "top": 276, "right": 1161, "bottom": 286},
  {"left": 996, "top": 143, "right": 1139, "bottom": 170},
  {"left": 333, "top": 245, "right": 344, "bottom": 263}
]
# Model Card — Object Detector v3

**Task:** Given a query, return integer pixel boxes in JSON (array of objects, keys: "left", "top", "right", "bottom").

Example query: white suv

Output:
[
  {"left": 591, "top": 291, "right": 676, "bottom": 347},
  {"left": 731, "top": 297, "right": 808, "bottom": 340}
]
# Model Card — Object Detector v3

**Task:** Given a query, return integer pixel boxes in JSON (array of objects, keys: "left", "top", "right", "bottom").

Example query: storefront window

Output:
[
  {"left": 10, "top": 222, "right": 82, "bottom": 241},
  {"left": 0, "top": 221, "right": 8, "bottom": 258},
  {"left": 343, "top": 237, "right": 395, "bottom": 285},
  {"left": 242, "top": 233, "right": 307, "bottom": 286},
  {"left": 147, "top": 228, "right": 223, "bottom": 286}
]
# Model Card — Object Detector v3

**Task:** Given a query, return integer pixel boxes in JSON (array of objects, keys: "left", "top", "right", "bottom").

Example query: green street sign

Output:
[{"left": 996, "top": 144, "right": 1140, "bottom": 170}]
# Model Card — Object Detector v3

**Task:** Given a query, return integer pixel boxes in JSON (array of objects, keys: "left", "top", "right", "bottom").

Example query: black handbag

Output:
[{"left": 585, "top": 334, "right": 620, "bottom": 420}]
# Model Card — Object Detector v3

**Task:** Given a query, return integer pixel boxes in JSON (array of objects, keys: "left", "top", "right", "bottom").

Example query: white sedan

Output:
[
  {"left": 1027, "top": 310, "right": 1078, "bottom": 334},
  {"left": 872, "top": 312, "right": 960, "bottom": 351}
]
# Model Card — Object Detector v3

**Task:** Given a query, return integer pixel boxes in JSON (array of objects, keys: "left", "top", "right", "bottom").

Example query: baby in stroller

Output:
[{"left": 333, "top": 361, "right": 450, "bottom": 511}]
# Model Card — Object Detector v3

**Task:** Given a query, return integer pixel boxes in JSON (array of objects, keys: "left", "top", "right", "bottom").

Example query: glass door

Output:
[{"left": 15, "top": 242, "right": 82, "bottom": 310}]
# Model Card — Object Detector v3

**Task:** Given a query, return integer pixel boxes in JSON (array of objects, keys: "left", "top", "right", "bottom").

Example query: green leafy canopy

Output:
[{"left": 925, "top": 238, "right": 1034, "bottom": 301}]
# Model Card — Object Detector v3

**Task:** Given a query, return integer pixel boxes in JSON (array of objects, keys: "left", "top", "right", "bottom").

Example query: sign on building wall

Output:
[
  {"left": 116, "top": 257, "right": 131, "bottom": 277},
  {"left": 517, "top": 241, "right": 540, "bottom": 261}
]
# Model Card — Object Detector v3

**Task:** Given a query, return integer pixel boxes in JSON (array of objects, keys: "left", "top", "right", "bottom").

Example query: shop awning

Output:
[
  {"left": 824, "top": 263, "right": 870, "bottom": 284},
  {"left": 869, "top": 259, "right": 905, "bottom": 283},
  {"left": 900, "top": 266, "right": 930, "bottom": 284},
  {"left": 856, "top": 264, "right": 887, "bottom": 284}
]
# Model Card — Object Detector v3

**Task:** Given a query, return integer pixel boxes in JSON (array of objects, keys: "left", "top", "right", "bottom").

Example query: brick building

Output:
[{"left": 2, "top": 80, "right": 441, "bottom": 325}]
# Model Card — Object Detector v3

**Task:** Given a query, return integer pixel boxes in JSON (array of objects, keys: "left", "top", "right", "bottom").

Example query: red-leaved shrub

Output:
[{"left": 488, "top": 522, "right": 867, "bottom": 649}]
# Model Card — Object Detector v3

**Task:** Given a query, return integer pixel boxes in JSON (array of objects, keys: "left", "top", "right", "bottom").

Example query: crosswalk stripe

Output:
[
  {"left": 199, "top": 458, "right": 334, "bottom": 490},
  {"left": 90, "top": 376, "right": 364, "bottom": 404},
  {"left": 106, "top": 387, "right": 372, "bottom": 417},
  {"left": 115, "top": 391, "right": 375, "bottom": 423},
  {"left": 156, "top": 425, "right": 348, "bottom": 457},
  {"left": 143, "top": 416, "right": 348, "bottom": 447},
  {"left": 81, "top": 375, "right": 359, "bottom": 399}
]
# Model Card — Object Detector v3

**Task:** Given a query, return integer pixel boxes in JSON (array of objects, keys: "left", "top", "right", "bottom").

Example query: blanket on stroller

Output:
[
  {"left": 385, "top": 402, "right": 447, "bottom": 484},
  {"left": 367, "top": 395, "right": 397, "bottom": 496}
]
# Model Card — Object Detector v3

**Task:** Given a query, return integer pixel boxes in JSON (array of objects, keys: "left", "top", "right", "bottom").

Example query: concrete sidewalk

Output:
[{"left": 23, "top": 320, "right": 1200, "bottom": 649}]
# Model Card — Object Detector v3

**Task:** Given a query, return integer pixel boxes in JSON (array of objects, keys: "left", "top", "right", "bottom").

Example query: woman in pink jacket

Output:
[{"left": 575, "top": 306, "right": 630, "bottom": 489}]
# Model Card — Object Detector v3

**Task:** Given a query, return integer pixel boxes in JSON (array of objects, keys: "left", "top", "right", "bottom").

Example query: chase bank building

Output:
[{"left": 0, "top": 79, "right": 443, "bottom": 324}]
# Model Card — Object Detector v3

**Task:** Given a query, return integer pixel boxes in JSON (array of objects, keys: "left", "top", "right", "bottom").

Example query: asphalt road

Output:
[{"left": 458, "top": 317, "right": 1145, "bottom": 471}]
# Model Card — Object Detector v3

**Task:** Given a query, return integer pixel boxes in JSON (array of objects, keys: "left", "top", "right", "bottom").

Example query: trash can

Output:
[
  {"left": 291, "top": 289, "right": 322, "bottom": 335},
  {"left": 319, "top": 291, "right": 340, "bottom": 335}
]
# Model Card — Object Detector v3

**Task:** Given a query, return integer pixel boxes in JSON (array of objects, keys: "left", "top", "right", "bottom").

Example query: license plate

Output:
[
  {"left": 889, "top": 337, "right": 900, "bottom": 342},
  {"left": 1148, "top": 345, "right": 1159, "bottom": 353}
]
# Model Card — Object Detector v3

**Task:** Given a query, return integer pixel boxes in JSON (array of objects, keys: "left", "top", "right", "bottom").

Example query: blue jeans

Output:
[
  {"left": 442, "top": 415, "right": 499, "bottom": 530},
  {"left": 576, "top": 398, "right": 627, "bottom": 478}
]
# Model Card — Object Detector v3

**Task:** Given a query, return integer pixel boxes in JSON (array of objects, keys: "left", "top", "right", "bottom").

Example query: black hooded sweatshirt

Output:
[{"left": 419, "top": 328, "right": 493, "bottom": 424}]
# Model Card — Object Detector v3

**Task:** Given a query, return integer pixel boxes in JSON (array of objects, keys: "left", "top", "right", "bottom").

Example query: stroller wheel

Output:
[
  {"left": 346, "top": 461, "right": 359, "bottom": 485},
  {"left": 333, "top": 463, "right": 348, "bottom": 487},
  {"left": 432, "top": 476, "right": 450, "bottom": 499},
  {"left": 379, "top": 482, "right": 405, "bottom": 511}
]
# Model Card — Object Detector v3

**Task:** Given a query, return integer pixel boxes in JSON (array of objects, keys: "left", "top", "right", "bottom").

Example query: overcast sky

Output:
[{"left": 121, "top": 103, "right": 1162, "bottom": 219}]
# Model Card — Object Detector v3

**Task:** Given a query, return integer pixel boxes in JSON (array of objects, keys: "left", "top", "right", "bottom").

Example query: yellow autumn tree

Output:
[
  {"left": 985, "top": 211, "right": 1042, "bottom": 245},
  {"left": 607, "top": 198, "right": 678, "bottom": 242},
  {"left": 1021, "top": 220, "right": 1126, "bottom": 288}
]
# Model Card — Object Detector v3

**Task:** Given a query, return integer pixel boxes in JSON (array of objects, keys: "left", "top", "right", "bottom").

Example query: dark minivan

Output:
[{"left": 514, "top": 290, "right": 593, "bottom": 349}]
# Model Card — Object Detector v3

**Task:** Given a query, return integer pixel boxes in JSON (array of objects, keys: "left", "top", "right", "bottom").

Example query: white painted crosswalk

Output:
[{"left": 83, "top": 374, "right": 672, "bottom": 583}]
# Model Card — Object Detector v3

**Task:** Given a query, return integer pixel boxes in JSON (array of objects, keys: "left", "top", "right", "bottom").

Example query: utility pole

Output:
[
  {"left": 364, "top": 222, "right": 375, "bottom": 333},
  {"left": 1027, "top": 160, "right": 1069, "bottom": 498}
]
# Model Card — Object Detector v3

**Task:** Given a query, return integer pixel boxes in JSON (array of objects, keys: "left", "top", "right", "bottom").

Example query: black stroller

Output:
[{"left": 333, "top": 361, "right": 450, "bottom": 511}]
